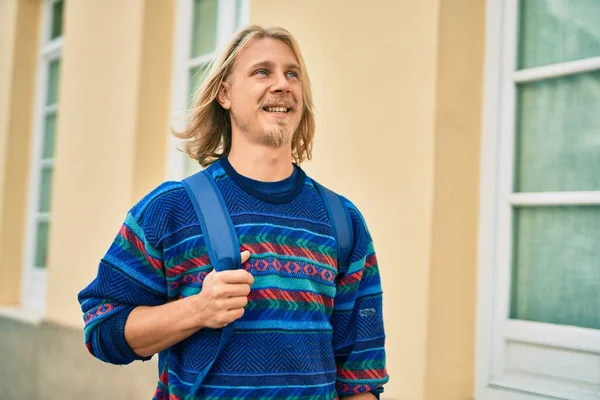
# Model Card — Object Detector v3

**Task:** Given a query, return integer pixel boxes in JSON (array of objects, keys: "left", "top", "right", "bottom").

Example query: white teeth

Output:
[{"left": 265, "top": 106, "right": 289, "bottom": 113}]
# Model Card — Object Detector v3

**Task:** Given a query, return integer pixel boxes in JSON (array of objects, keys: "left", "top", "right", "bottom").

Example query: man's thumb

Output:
[{"left": 240, "top": 250, "right": 251, "bottom": 264}]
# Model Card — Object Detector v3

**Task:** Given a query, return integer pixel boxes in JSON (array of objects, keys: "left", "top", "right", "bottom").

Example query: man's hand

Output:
[
  {"left": 125, "top": 250, "right": 253, "bottom": 357},
  {"left": 193, "top": 250, "right": 254, "bottom": 329}
]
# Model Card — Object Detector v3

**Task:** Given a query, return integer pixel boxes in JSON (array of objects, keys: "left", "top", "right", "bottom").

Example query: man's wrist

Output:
[{"left": 181, "top": 295, "right": 207, "bottom": 331}]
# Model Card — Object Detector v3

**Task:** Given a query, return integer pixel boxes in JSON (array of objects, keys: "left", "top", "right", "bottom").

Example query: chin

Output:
[{"left": 260, "top": 128, "right": 293, "bottom": 148}]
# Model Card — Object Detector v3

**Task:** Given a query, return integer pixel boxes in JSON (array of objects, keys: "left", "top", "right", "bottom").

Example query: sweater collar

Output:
[{"left": 218, "top": 156, "right": 306, "bottom": 204}]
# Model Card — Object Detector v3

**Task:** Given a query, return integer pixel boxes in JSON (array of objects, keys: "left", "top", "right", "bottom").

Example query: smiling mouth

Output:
[{"left": 262, "top": 106, "right": 291, "bottom": 113}]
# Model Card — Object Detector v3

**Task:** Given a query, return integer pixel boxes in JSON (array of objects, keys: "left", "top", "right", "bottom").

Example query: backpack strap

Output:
[
  {"left": 181, "top": 169, "right": 241, "bottom": 394},
  {"left": 313, "top": 181, "right": 354, "bottom": 272}
]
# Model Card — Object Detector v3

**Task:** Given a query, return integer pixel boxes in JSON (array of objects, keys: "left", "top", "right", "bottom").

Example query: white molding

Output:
[
  {"left": 237, "top": 0, "right": 250, "bottom": 27},
  {"left": 166, "top": 0, "right": 194, "bottom": 181},
  {"left": 504, "top": 320, "right": 600, "bottom": 354},
  {"left": 489, "top": 375, "right": 600, "bottom": 400},
  {"left": 514, "top": 56, "right": 600, "bottom": 83},
  {"left": 479, "top": 386, "right": 560, "bottom": 400},
  {"left": 40, "top": 0, "right": 52, "bottom": 48},
  {"left": 491, "top": 0, "right": 519, "bottom": 381},
  {"left": 475, "top": 0, "right": 504, "bottom": 396},
  {"left": 510, "top": 191, "right": 600, "bottom": 206}
]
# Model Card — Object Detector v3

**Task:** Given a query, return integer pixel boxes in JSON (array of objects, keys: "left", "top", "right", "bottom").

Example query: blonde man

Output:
[{"left": 79, "top": 25, "right": 389, "bottom": 399}]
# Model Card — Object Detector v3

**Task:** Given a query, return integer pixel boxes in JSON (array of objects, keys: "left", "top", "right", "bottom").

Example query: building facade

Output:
[{"left": 0, "top": 0, "right": 598, "bottom": 399}]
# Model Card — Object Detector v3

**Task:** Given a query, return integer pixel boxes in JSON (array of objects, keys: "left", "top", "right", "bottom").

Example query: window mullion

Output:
[
  {"left": 41, "top": 38, "right": 63, "bottom": 60},
  {"left": 36, "top": 213, "right": 51, "bottom": 223},
  {"left": 510, "top": 191, "right": 600, "bottom": 206},
  {"left": 44, "top": 104, "right": 59, "bottom": 115},
  {"left": 514, "top": 56, "right": 600, "bottom": 83},
  {"left": 40, "top": 159, "right": 54, "bottom": 169}
]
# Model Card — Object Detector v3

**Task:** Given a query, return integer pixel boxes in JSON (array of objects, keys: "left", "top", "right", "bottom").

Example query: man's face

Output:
[{"left": 220, "top": 38, "right": 304, "bottom": 148}]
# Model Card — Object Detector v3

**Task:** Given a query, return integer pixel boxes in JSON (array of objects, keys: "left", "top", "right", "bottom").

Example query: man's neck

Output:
[{"left": 227, "top": 140, "right": 294, "bottom": 183}]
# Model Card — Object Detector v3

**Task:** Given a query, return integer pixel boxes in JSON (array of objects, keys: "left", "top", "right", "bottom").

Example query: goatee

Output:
[{"left": 260, "top": 125, "right": 292, "bottom": 148}]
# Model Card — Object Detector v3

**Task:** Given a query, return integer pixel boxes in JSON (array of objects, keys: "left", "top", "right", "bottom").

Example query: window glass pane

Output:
[
  {"left": 188, "top": 63, "right": 210, "bottom": 105},
  {"left": 50, "top": 0, "right": 64, "bottom": 40},
  {"left": 46, "top": 60, "right": 61, "bottom": 106},
  {"left": 43, "top": 113, "right": 57, "bottom": 159},
  {"left": 34, "top": 221, "right": 50, "bottom": 268},
  {"left": 514, "top": 70, "right": 600, "bottom": 192},
  {"left": 191, "top": 0, "right": 218, "bottom": 58},
  {"left": 510, "top": 206, "right": 600, "bottom": 330},
  {"left": 518, "top": 0, "right": 600, "bottom": 69},
  {"left": 38, "top": 167, "right": 54, "bottom": 213}
]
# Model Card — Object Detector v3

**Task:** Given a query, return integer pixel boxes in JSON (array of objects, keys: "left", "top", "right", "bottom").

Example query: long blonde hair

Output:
[{"left": 174, "top": 25, "right": 316, "bottom": 167}]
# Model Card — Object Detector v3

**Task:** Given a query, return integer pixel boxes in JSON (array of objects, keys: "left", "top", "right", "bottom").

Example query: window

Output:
[
  {"left": 22, "top": 0, "right": 65, "bottom": 313},
  {"left": 478, "top": 1, "right": 600, "bottom": 399},
  {"left": 168, "top": 0, "right": 249, "bottom": 179}
]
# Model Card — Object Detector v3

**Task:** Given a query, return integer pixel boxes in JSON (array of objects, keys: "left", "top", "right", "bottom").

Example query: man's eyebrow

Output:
[{"left": 248, "top": 60, "right": 301, "bottom": 72}]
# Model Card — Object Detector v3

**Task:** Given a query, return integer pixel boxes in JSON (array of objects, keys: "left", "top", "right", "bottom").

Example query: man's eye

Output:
[{"left": 255, "top": 69, "right": 268, "bottom": 76}]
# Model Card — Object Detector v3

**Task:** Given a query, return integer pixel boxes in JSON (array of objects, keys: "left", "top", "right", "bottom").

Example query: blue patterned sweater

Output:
[{"left": 78, "top": 158, "right": 389, "bottom": 399}]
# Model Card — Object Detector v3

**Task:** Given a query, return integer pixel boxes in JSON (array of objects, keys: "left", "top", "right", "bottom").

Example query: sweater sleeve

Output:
[
  {"left": 78, "top": 198, "right": 168, "bottom": 365},
  {"left": 332, "top": 200, "right": 389, "bottom": 397}
]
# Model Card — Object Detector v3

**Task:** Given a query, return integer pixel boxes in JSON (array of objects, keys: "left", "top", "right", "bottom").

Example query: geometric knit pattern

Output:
[{"left": 78, "top": 159, "right": 389, "bottom": 399}]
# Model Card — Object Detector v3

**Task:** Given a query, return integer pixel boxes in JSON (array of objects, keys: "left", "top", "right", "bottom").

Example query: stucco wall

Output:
[{"left": 44, "top": 0, "right": 175, "bottom": 328}]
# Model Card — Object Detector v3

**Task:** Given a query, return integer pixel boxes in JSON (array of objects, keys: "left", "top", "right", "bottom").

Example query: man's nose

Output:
[{"left": 271, "top": 71, "right": 291, "bottom": 93}]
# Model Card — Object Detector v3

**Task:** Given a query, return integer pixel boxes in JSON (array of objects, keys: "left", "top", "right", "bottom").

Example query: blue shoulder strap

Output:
[
  {"left": 313, "top": 181, "right": 354, "bottom": 272},
  {"left": 180, "top": 169, "right": 241, "bottom": 394}
]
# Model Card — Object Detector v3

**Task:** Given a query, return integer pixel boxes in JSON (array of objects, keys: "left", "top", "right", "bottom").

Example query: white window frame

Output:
[
  {"left": 476, "top": 1, "right": 600, "bottom": 399},
  {"left": 21, "top": 0, "right": 64, "bottom": 315},
  {"left": 167, "top": 0, "right": 249, "bottom": 180}
]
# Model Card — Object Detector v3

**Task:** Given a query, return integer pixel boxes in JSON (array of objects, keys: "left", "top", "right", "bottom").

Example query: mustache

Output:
[{"left": 259, "top": 98, "right": 296, "bottom": 109}]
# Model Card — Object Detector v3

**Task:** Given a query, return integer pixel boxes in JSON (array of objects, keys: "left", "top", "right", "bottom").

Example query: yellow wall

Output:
[
  {"left": 0, "top": 0, "right": 41, "bottom": 305},
  {"left": 0, "top": 0, "right": 17, "bottom": 304},
  {"left": 251, "top": 0, "right": 484, "bottom": 398},
  {"left": 132, "top": 0, "right": 177, "bottom": 203},
  {"left": 425, "top": 1, "right": 485, "bottom": 399},
  {"left": 44, "top": 0, "right": 175, "bottom": 327},
  {"left": 0, "top": 2, "right": 16, "bottom": 194}
]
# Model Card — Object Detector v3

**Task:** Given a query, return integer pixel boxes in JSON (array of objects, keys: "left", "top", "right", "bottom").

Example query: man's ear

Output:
[{"left": 217, "top": 81, "right": 231, "bottom": 110}]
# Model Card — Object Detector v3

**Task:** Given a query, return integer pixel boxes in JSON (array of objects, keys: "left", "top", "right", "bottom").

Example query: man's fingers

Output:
[
  {"left": 225, "top": 308, "right": 245, "bottom": 322},
  {"left": 223, "top": 296, "right": 249, "bottom": 310},
  {"left": 218, "top": 269, "right": 254, "bottom": 285},
  {"left": 221, "top": 283, "right": 251, "bottom": 298}
]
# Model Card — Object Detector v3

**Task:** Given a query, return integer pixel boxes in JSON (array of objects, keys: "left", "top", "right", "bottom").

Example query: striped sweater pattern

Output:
[{"left": 78, "top": 159, "right": 389, "bottom": 399}]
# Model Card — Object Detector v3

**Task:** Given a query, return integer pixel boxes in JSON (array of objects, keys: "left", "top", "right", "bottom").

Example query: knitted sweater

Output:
[{"left": 78, "top": 158, "right": 389, "bottom": 399}]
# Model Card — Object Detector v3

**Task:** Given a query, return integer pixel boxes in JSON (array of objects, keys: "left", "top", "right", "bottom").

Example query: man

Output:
[{"left": 79, "top": 25, "right": 389, "bottom": 399}]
